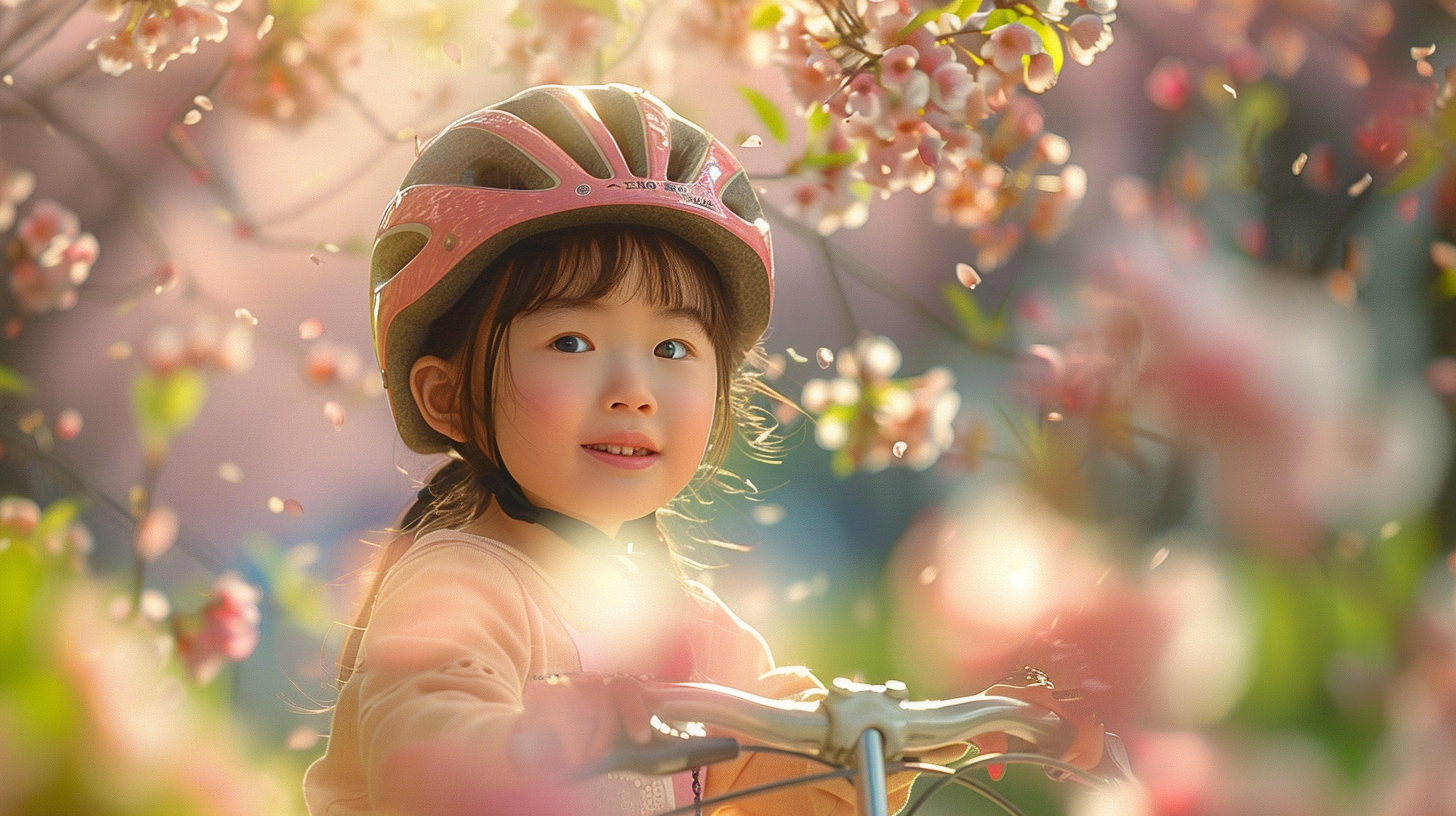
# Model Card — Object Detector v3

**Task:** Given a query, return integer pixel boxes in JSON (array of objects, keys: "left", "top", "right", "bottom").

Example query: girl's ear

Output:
[{"left": 409, "top": 355, "right": 467, "bottom": 443}]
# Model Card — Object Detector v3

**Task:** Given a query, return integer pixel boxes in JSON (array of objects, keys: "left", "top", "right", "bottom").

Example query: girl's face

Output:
[{"left": 490, "top": 276, "right": 718, "bottom": 535}]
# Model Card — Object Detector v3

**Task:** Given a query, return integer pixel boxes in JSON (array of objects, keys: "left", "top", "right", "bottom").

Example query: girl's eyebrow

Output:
[{"left": 531, "top": 300, "right": 709, "bottom": 326}]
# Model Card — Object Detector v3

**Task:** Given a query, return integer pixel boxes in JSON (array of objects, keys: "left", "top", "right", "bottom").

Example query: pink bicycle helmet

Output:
[{"left": 371, "top": 83, "right": 775, "bottom": 454}]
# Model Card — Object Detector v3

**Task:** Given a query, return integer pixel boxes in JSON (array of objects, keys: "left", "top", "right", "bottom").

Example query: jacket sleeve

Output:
[
  {"left": 349, "top": 543, "right": 538, "bottom": 812},
  {"left": 686, "top": 583, "right": 935, "bottom": 816}
]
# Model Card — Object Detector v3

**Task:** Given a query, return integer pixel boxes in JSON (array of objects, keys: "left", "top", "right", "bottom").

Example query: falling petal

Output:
[
  {"left": 268, "top": 496, "right": 285, "bottom": 514},
  {"left": 1348, "top": 173, "right": 1373, "bottom": 197},
  {"left": 299, "top": 319, "right": 324, "bottom": 339},
  {"left": 751, "top": 503, "right": 786, "bottom": 526},
  {"left": 396, "top": 127, "right": 416, "bottom": 142},
  {"left": 955, "top": 262, "right": 981, "bottom": 288},
  {"left": 321, "top": 242, "right": 340, "bottom": 253},
  {"left": 309, "top": 253, "right": 324, "bottom": 265},
  {"left": 1, "top": 75, "right": 11, "bottom": 85},
  {"left": 106, "top": 341, "right": 132, "bottom": 360},
  {"left": 217, "top": 462, "right": 243, "bottom": 483},
  {"left": 892, "top": 440, "right": 908, "bottom": 458},
  {"left": 1381, "top": 521, "right": 1401, "bottom": 539},
  {"left": 54, "top": 408, "right": 82, "bottom": 440},
  {"left": 785, "top": 347, "right": 808, "bottom": 363},
  {"left": 1412, "top": 45, "right": 1437, "bottom": 60},
  {"left": 287, "top": 726, "right": 321, "bottom": 751},
  {"left": 1150, "top": 547, "right": 1170, "bottom": 569},
  {"left": 1432, "top": 241, "right": 1456, "bottom": 270},
  {"left": 17, "top": 410, "right": 43, "bottom": 434},
  {"left": 135, "top": 505, "right": 179, "bottom": 562},
  {"left": 1222, "top": 83, "right": 1237, "bottom": 98},
  {"left": 443, "top": 42, "right": 462, "bottom": 64},
  {"left": 257, "top": 14, "right": 274, "bottom": 38},
  {"left": 1291, "top": 152, "right": 1308, "bottom": 175},
  {"left": 234, "top": 308, "right": 258, "bottom": 326},
  {"left": 194, "top": 95, "right": 213, "bottom": 111},
  {"left": 183, "top": 109, "right": 202, "bottom": 125},
  {"left": 324, "top": 401, "right": 345, "bottom": 429},
  {"left": 918, "top": 565, "right": 938, "bottom": 585},
  {"left": 816, "top": 347, "right": 834, "bottom": 369},
  {"left": 739, "top": 134, "right": 764, "bottom": 148},
  {"left": 284, "top": 499, "right": 304, "bottom": 516},
  {"left": 1046, "top": 411, "right": 1064, "bottom": 422},
  {"left": 1398, "top": 196, "right": 1419, "bottom": 223},
  {"left": 1418, "top": 59, "right": 1435, "bottom": 78}
]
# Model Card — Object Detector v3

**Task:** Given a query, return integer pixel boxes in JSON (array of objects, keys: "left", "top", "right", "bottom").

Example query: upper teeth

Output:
[{"left": 589, "top": 444, "right": 651, "bottom": 456}]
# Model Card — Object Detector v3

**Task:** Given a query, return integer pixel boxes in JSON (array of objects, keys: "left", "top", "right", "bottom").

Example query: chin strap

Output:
[{"left": 461, "top": 447, "right": 661, "bottom": 557}]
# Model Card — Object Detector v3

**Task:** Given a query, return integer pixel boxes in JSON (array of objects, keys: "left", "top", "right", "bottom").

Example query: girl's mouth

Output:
[
  {"left": 581, "top": 442, "right": 661, "bottom": 470},
  {"left": 583, "top": 443, "right": 655, "bottom": 457}
]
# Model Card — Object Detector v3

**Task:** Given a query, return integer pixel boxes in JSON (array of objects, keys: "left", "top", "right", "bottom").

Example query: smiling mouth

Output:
[{"left": 583, "top": 443, "right": 657, "bottom": 457}]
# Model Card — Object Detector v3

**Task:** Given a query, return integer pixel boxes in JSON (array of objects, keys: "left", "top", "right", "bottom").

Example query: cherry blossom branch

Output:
[
  {"left": 0, "top": 0, "right": 88, "bottom": 78},
  {"left": 2, "top": 78, "right": 171, "bottom": 264}
]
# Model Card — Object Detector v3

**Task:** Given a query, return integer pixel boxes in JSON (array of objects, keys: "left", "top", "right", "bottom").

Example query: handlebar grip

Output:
[{"left": 579, "top": 737, "right": 741, "bottom": 778}]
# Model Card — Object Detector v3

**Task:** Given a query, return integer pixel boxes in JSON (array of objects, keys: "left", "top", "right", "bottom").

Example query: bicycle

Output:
[{"left": 543, "top": 672, "right": 1131, "bottom": 816}]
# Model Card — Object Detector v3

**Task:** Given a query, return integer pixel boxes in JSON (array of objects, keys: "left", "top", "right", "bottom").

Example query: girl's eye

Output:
[
  {"left": 655, "top": 339, "right": 690, "bottom": 360},
  {"left": 552, "top": 335, "right": 592, "bottom": 353}
]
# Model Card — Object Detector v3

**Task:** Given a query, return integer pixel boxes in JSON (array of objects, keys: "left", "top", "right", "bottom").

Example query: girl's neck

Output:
[{"left": 459, "top": 502, "right": 619, "bottom": 586}]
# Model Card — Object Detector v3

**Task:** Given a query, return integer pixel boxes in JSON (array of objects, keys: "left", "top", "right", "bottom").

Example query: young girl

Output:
[{"left": 304, "top": 83, "right": 1097, "bottom": 816}]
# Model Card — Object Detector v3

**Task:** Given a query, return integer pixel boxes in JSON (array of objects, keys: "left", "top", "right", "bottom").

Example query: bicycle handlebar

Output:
[{"left": 638, "top": 677, "right": 1071, "bottom": 765}]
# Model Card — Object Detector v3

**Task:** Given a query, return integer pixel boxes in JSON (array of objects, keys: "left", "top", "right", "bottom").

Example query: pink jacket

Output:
[{"left": 304, "top": 530, "right": 901, "bottom": 816}]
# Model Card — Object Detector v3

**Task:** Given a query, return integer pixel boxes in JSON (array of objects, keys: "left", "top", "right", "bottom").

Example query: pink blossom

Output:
[
  {"left": 1023, "top": 51, "right": 1057, "bottom": 93},
  {"left": 87, "top": 32, "right": 145, "bottom": 76},
  {"left": 1145, "top": 57, "right": 1191, "bottom": 111},
  {"left": 7, "top": 200, "right": 96, "bottom": 313},
  {"left": 304, "top": 338, "right": 362, "bottom": 386},
  {"left": 929, "top": 61, "right": 972, "bottom": 113},
  {"left": 173, "top": 572, "right": 262, "bottom": 683},
  {"left": 135, "top": 505, "right": 179, "bottom": 562},
  {"left": 984, "top": 23, "right": 1042, "bottom": 74},
  {"left": 879, "top": 44, "right": 919, "bottom": 89},
  {"left": 0, "top": 495, "right": 40, "bottom": 536}
]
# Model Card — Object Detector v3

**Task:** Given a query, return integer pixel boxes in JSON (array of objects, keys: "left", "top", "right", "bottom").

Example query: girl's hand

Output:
[
  {"left": 510, "top": 672, "right": 655, "bottom": 772},
  {"left": 969, "top": 668, "right": 1105, "bottom": 781}
]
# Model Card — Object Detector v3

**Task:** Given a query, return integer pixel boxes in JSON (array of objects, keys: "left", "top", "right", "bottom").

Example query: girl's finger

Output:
[{"left": 607, "top": 676, "right": 653, "bottom": 745}]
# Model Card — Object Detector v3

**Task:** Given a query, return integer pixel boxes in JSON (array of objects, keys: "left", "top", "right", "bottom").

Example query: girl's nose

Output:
[{"left": 601, "top": 358, "right": 657, "bottom": 416}]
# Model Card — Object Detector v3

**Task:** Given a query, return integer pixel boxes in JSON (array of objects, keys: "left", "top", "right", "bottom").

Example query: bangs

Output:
[{"left": 517, "top": 226, "right": 729, "bottom": 340}]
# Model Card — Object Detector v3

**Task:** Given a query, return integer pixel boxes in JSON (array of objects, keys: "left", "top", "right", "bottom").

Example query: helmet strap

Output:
[{"left": 467, "top": 448, "right": 659, "bottom": 556}]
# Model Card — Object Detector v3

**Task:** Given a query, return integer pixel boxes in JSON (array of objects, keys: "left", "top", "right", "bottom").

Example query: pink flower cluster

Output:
[
  {"left": 776, "top": 0, "right": 1111, "bottom": 269},
  {"left": 800, "top": 335, "right": 961, "bottom": 473},
  {"left": 144, "top": 312, "right": 256, "bottom": 376},
  {"left": 224, "top": 4, "right": 362, "bottom": 125},
  {"left": 87, "top": 0, "right": 239, "bottom": 76},
  {"left": 172, "top": 571, "right": 262, "bottom": 684},
  {"left": 676, "top": 0, "right": 779, "bottom": 66},
  {"left": 5, "top": 199, "right": 98, "bottom": 313},
  {"left": 498, "top": 0, "right": 618, "bottom": 84},
  {"left": 1160, "top": 0, "right": 1393, "bottom": 87}
]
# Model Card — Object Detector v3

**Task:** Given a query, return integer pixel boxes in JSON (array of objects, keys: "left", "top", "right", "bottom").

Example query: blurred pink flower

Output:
[
  {"left": 173, "top": 572, "right": 262, "bottom": 683},
  {"left": 6, "top": 199, "right": 97, "bottom": 313},
  {"left": 1145, "top": 57, "right": 1191, "bottom": 111},
  {"left": 87, "top": 0, "right": 234, "bottom": 75},
  {"left": 225, "top": 4, "right": 360, "bottom": 125},
  {"left": 0, "top": 159, "right": 35, "bottom": 232},
  {"left": 134, "top": 505, "right": 179, "bottom": 562}
]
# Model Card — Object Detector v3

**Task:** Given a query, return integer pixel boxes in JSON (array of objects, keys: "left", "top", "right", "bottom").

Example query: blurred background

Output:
[{"left": 3, "top": 0, "right": 1456, "bottom": 813}]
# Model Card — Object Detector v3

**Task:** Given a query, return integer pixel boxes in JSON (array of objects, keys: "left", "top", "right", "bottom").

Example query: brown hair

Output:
[{"left": 335, "top": 225, "right": 778, "bottom": 686}]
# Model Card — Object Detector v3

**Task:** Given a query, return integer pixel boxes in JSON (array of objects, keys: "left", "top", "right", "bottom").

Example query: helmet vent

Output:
[
  {"left": 403, "top": 128, "right": 556, "bottom": 191},
  {"left": 719, "top": 172, "right": 763, "bottom": 223},
  {"left": 583, "top": 87, "right": 649, "bottom": 178},
  {"left": 372, "top": 229, "right": 429, "bottom": 287},
  {"left": 496, "top": 93, "right": 614, "bottom": 180},
  {"left": 666, "top": 118, "right": 710, "bottom": 184}
]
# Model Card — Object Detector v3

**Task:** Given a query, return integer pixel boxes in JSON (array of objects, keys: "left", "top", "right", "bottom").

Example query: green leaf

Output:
[
  {"left": 1228, "top": 82, "right": 1288, "bottom": 154},
  {"left": 506, "top": 6, "right": 533, "bottom": 27},
  {"left": 800, "top": 151, "right": 859, "bottom": 169},
  {"left": 748, "top": 1, "right": 784, "bottom": 30},
  {"left": 738, "top": 86, "right": 789, "bottom": 144},
  {"left": 806, "top": 103, "right": 831, "bottom": 138},
  {"left": 951, "top": 0, "right": 980, "bottom": 18},
  {"left": 981, "top": 7, "right": 1018, "bottom": 31},
  {"left": 1438, "top": 268, "right": 1456, "bottom": 301},
  {"left": 942, "top": 283, "right": 1006, "bottom": 348},
  {"left": 565, "top": 0, "right": 620, "bottom": 21},
  {"left": 131, "top": 367, "right": 208, "bottom": 454},
  {"left": 0, "top": 363, "right": 30, "bottom": 397},
  {"left": 1019, "top": 16, "right": 1063, "bottom": 75},
  {"left": 899, "top": 1, "right": 958, "bottom": 39},
  {"left": 1384, "top": 122, "right": 1443, "bottom": 195}
]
